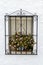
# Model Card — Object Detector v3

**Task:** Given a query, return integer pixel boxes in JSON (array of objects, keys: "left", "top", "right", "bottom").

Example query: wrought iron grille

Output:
[{"left": 5, "top": 9, "right": 38, "bottom": 55}]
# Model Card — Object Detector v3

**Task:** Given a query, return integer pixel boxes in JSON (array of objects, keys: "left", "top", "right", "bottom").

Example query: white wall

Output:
[{"left": 0, "top": 0, "right": 43, "bottom": 65}]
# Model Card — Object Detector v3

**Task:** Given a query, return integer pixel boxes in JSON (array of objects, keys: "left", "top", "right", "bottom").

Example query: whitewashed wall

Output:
[{"left": 0, "top": 0, "right": 43, "bottom": 65}]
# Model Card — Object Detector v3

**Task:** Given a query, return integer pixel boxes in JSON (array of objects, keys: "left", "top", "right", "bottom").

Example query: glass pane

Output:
[
  {"left": 22, "top": 17, "right": 26, "bottom": 35},
  {"left": 27, "top": 17, "right": 32, "bottom": 35},
  {"left": 11, "top": 17, "right": 15, "bottom": 35},
  {"left": 16, "top": 17, "right": 20, "bottom": 33}
]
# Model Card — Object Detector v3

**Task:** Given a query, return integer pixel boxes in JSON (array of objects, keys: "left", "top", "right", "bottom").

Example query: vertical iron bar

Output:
[
  {"left": 20, "top": 9, "right": 22, "bottom": 54},
  {"left": 25, "top": 17, "right": 27, "bottom": 54},
  {"left": 8, "top": 16, "right": 11, "bottom": 54},
  {"left": 31, "top": 16, "right": 33, "bottom": 54},
  {"left": 15, "top": 17, "right": 17, "bottom": 54},
  {"left": 8, "top": 16, "right": 11, "bottom": 36},
  {"left": 5, "top": 15, "right": 6, "bottom": 54},
  {"left": 36, "top": 15, "right": 38, "bottom": 55}
]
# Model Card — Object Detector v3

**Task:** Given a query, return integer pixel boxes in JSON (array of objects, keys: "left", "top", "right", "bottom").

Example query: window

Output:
[{"left": 5, "top": 9, "right": 38, "bottom": 55}]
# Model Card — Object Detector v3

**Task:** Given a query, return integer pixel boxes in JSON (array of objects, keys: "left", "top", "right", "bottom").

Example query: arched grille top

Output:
[{"left": 5, "top": 9, "right": 35, "bottom": 16}]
